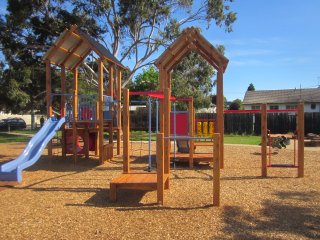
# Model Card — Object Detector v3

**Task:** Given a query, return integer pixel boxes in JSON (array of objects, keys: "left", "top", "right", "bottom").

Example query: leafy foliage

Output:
[
  {"left": 0, "top": 0, "right": 236, "bottom": 113},
  {"left": 247, "top": 83, "right": 255, "bottom": 91},
  {"left": 229, "top": 98, "right": 242, "bottom": 110}
]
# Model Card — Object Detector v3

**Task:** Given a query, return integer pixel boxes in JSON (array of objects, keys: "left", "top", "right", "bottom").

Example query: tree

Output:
[
  {"left": 130, "top": 66, "right": 159, "bottom": 92},
  {"left": 172, "top": 52, "right": 215, "bottom": 109},
  {"left": 211, "top": 94, "right": 228, "bottom": 109},
  {"left": 0, "top": 0, "right": 236, "bottom": 113},
  {"left": 229, "top": 99, "right": 242, "bottom": 110},
  {"left": 247, "top": 83, "right": 255, "bottom": 91}
]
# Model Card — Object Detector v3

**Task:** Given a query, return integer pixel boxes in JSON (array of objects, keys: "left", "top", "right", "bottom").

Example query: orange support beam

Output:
[
  {"left": 123, "top": 88, "right": 130, "bottom": 173},
  {"left": 213, "top": 133, "right": 220, "bottom": 206},
  {"left": 216, "top": 65, "right": 224, "bottom": 168},
  {"left": 297, "top": 102, "right": 304, "bottom": 178},
  {"left": 188, "top": 98, "right": 194, "bottom": 168},
  {"left": 261, "top": 104, "right": 267, "bottom": 177},
  {"left": 157, "top": 133, "right": 164, "bottom": 205},
  {"left": 98, "top": 60, "right": 104, "bottom": 164}
]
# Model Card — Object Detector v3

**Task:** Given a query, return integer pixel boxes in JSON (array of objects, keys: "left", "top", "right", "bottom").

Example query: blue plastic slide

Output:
[{"left": 0, "top": 117, "right": 65, "bottom": 182}]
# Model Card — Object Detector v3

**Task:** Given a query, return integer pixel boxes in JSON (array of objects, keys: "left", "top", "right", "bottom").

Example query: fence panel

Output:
[{"left": 129, "top": 111, "right": 320, "bottom": 134}]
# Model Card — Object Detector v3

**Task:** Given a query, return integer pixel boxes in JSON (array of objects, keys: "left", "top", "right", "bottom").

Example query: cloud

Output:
[
  {"left": 230, "top": 59, "right": 267, "bottom": 66},
  {"left": 277, "top": 57, "right": 310, "bottom": 64},
  {"left": 228, "top": 49, "right": 276, "bottom": 57}
]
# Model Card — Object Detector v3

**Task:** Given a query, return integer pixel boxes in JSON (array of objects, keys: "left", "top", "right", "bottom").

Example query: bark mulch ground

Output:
[{"left": 0, "top": 142, "right": 319, "bottom": 239}]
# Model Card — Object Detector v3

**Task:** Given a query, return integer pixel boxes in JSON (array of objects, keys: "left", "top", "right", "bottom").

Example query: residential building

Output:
[{"left": 243, "top": 88, "right": 320, "bottom": 112}]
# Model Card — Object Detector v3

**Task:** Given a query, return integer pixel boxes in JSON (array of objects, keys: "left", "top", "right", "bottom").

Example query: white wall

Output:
[{"left": 243, "top": 103, "right": 320, "bottom": 112}]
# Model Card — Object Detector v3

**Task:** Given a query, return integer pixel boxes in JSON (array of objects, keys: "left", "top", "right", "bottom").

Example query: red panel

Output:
[{"left": 170, "top": 112, "right": 189, "bottom": 135}]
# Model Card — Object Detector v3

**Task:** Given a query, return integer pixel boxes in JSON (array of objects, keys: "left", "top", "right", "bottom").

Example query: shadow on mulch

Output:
[
  {"left": 252, "top": 151, "right": 279, "bottom": 156},
  {"left": 0, "top": 181, "right": 19, "bottom": 191},
  {"left": 25, "top": 155, "right": 101, "bottom": 173},
  {"left": 64, "top": 188, "right": 149, "bottom": 208},
  {"left": 219, "top": 191, "right": 320, "bottom": 239}
]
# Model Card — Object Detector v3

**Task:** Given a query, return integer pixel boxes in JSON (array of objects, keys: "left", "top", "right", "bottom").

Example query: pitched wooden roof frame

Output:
[
  {"left": 155, "top": 27, "right": 229, "bottom": 173},
  {"left": 155, "top": 27, "right": 229, "bottom": 72},
  {"left": 43, "top": 25, "right": 126, "bottom": 70}
]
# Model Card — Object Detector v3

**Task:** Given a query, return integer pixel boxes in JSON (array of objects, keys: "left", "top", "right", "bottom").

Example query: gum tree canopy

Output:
[{"left": 0, "top": 0, "right": 236, "bottom": 113}]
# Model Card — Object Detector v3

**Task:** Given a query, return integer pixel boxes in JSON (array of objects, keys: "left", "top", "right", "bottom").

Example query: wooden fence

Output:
[{"left": 129, "top": 111, "right": 320, "bottom": 135}]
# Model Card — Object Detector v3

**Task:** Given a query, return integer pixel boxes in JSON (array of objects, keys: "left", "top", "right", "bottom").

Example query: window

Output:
[
  {"left": 269, "top": 105, "right": 279, "bottom": 110},
  {"left": 311, "top": 103, "right": 316, "bottom": 110},
  {"left": 286, "top": 105, "right": 297, "bottom": 110},
  {"left": 251, "top": 105, "right": 260, "bottom": 110}
]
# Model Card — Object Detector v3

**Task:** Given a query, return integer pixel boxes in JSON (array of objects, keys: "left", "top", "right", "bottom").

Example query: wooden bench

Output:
[
  {"left": 171, "top": 152, "right": 213, "bottom": 163},
  {"left": 110, "top": 173, "right": 169, "bottom": 202}
]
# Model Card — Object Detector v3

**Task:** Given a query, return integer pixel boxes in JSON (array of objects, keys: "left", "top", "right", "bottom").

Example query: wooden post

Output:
[
  {"left": 159, "top": 67, "right": 165, "bottom": 133},
  {"left": 164, "top": 88, "right": 170, "bottom": 188},
  {"left": 95, "top": 101, "right": 99, "bottom": 156},
  {"left": 61, "top": 65, "right": 66, "bottom": 158},
  {"left": 213, "top": 133, "right": 220, "bottom": 207},
  {"left": 108, "top": 64, "right": 114, "bottom": 160},
  {"left": 45, "top": 60, "right": 53, "bottom": 157},
  {"left": 84, "top": 126, "right": 89, "bottom": 159},
  {"left": 216, "top": 66, "right": 224, "bottom": 168},
  {"left": 297, "top": 102, "right": 304, "bottom": 178},
  {"left": 61, "top": 66, "right": 66, "bottom": 117},
  {"left": 73, "top": 68, "right": 78, "bottom": 120},
  {"left": 98, "top": 60, "right": 104, "bottom": 164},
  {"left": 72, "top": 68, "right": 79, "bottom": 163},
  {"left": 189, "top": 98, "right": 194, "bottom": 168},
  {"left": 109, "top": 64, "right": 114, "bottom": 97},
  {"left": 123, "top": 88, "right": 130, "bottom": 173},
  {"left": 157, "top": 133, "right": 164, "bottom": 205},
  {"left": 261, "top": 104, "right": 267, "bottom": 177},
  {"left": 72, "top": 121, "right": 77, "bottom": 163},
  {"left": 116, "top": 69, "right": 122, "bottom": 155}
]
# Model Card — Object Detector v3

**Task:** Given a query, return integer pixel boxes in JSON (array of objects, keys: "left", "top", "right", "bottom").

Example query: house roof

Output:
[
  {"left": 43, "top": 25, "right": 126, "bottom": 70},
  {"left": 243, "top": 88, "right": 320, "bottom": 105}
]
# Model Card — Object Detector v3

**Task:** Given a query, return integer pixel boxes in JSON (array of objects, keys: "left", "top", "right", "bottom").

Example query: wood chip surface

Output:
[{"left": 0, "top": 142, "right": 319, "bottom": 239}]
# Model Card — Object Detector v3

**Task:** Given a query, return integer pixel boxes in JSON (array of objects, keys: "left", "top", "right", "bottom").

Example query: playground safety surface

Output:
[{"left": 0, "top": 142, "right": 319, "bottom": 239}]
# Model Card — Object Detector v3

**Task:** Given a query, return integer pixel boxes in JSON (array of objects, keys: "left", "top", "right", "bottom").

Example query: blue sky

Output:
[
  {"left": 1, "top": 1, "right": 320, "bottom": 101},
  {"left": 205, "top": 0, "right": 320, "bottom": 101}
]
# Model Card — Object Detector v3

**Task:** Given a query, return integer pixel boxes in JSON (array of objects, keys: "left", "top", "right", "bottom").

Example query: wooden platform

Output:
[
  {"left": 110, "top": 173, "right": 169, "bottom": 202},
  {"left": 194, "top": 141, "right": 214, "bottom": 147},
  {"left": 170, "top": 152, "right": 213, "bottom": 163}
]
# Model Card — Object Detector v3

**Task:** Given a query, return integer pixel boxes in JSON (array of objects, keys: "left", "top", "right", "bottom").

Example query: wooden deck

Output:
[
  {"left": 170, "top": 152, "right": 213, "bottom": 163},
  {"left": 194, "top": 141, "right": 214, "bottom": 147},
  {"left": 110, "top": 173, "right": 169, "bottom": 202}
]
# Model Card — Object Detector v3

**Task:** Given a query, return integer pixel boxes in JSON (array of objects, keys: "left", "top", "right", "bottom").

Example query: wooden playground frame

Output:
[
  {"left": 43, "top": 26, "right": 226, "bottom": 206},
  {"left": 261, "top": 103, "right": 305, "bottom": 177},
  {"left": 43, "top": 25, "right": 126, "bottom": 164},
  {"left": 155, "top": 27, "right": 229, "bottom": 171},
  {"left": 111, "top": 28, "right": 228, "bottom": 205},
  {"left": 110, "top": 88, "right": 221, "bottom": 205}
]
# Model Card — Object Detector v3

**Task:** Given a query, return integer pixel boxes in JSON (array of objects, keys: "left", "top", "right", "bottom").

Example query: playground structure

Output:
[
  {"left": 111, "top": 27, "right": 228, "bottom": 205},
  {"left": 43, "top": 25, "right": 126, "bottom": 163},
  {"left": 170, "top": 98, "right": 217, "bottom": 167},
  {"left": 261, "top": 103, "right": 305, "bottom": 178},
  {"left": 0, "top": 117, "right": 65, "bottom": 182},
  {"left": 110, "top": 89, "right": 221, "bottom": 205}
]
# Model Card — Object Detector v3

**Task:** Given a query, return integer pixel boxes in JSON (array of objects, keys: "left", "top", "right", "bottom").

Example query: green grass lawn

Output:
[
  {"left": 224, "top": 134, "right": 261, "bottom": 145},
  {"left": 0, "top": 133, "right": 31, "bottom": 143},
  {"left": 13, "top": 129, "right": 39, "bottom": 134},
  {"left": 0, "top": 129, "right": 261, "bottom": 145}
]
